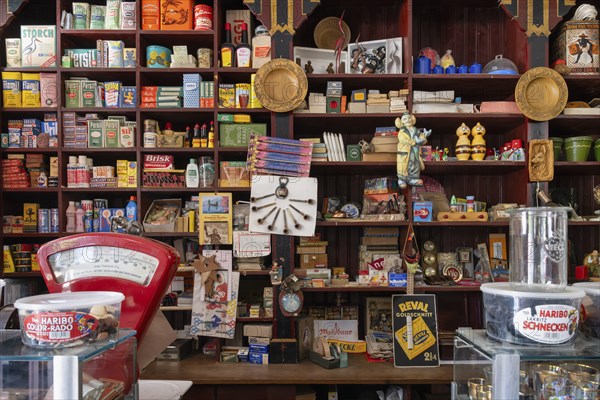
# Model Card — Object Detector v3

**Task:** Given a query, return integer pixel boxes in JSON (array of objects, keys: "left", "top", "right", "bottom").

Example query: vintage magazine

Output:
[{"left": 199, "top": 193, "right": 233, "bottom": 245}]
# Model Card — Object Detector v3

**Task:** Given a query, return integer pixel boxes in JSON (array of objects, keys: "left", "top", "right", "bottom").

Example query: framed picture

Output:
[
  {"left": 457, "top": 247, "right": 473, "bottom": 263},
  {"left": 365, "top": 297, "right": 393, "bottom": 334}
]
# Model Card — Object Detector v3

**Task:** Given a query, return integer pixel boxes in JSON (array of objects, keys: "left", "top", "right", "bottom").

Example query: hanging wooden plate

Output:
[
  {"left": 254, "top": 58, "right": 308, "bottom": 113},
  {"left": 515, "top": 67, "right": 568, "bottom": 121}
]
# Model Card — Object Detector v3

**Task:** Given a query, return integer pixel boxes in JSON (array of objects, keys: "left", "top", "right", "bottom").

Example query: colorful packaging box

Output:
[
  {"left": 120, "top": 86, "right": 136, "bottom": 107},
  {"left": 90, "top": 5, "right": 106, "bottom": 29},
  {"left": 40, "top": 73, "right": 57, "bottom": 107},
  {"left": 21, "top": 73, "right": 41, "bottom": 107},
  {"left": 87, "top": 120, "right": 104, "bottom": 148},
  {"left": 119, "top": 2, "right": 136, "bottom": 29},
  {"left": 105, "top": 0, "right": 121, "bottom": 29},
  {"left": 104, "top": 81, "right": 121, "bottom": 107},
  {"left": 123, "top": 48, "right": 136, "bottom": 68},
  {"left": 127, "top": 161, "right": 137, "bottom": 187},
  {"left": 64, "top": 80, "right": 81, "bottom": 108},
  {"left": 5, "top": 38, "right": 21, "bottom": 67},
  {"left": 219, "top": 123, "right": 267, "bottom": 147},
  {"left": 160, "top": 0, "right": 193, "bottom": 30},
  {"left": 98, "top": 208, "right": 125, "bottom": 232},
  {"left": 104, "top": 119, "right": 120, "bottom": 147},
  {"left": 183, "top": 73, "right": 200, "bottom": 108},
  {"left": 2, "top": 72, "right": 22, "bottom": 107},
  {"left": 81, "top": 80, "right": 97, "bottom": 107},
  {"left": 413, "top": 201, "right": 433, "bottom": 222},
  {"left": 142, "top": 0, "right": 160, "bottom": 30},
  {"left": 66, "top": 49, "right": 97, "bottom": 68},
  {"left": 20, "top": 25, "right": 56, "bottom": 67}
]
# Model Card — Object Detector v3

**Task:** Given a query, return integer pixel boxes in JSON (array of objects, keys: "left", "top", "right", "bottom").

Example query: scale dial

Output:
[{"left": 47, "top": 245, "right": 159, "bottom": 286}]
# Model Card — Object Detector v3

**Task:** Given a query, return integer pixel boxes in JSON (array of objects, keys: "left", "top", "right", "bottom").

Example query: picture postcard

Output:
[
  {"left": 199, "top": 193, "right": 233, "bottom": 245},
  {"left": 392, "top": 294, "right": 440, "bottom": 367}
]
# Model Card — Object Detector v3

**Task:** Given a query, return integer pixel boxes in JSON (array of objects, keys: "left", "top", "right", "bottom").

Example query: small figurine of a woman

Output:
[{"left": 395, "top": 112, "right": 432, "bottom": 189}]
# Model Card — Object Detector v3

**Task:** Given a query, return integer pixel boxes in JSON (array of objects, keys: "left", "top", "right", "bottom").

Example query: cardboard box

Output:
[
  {"left": 143, "top": 199, "right": 181, "bottom": 232},
  {"left": 243, "top": 324, "right": 273, "bottom": 338},
  {"left": 219, "top": 123, "right": 267, "bottom": 147},
  {"left": 20, "top": 25, "right": 57, "bottom": 67},
  {"left": 299, "top": 253, "right": 328, "bottom": 269},
  {"left": 551, "top": 21, "right": 599, "bottom": 74},
  {"left": 296, "top": 316, "right": 314, "bottom": 361},
  {"left": 104, "top": 119, "right": 120, "bottom": 147},
  {"left": 248, "top": 352, "right": 269, "bottom": 364},
  {"left": 87, "top": 120, "right": 104, "bottom": 148},
  {"left": 160, "top": 0, "right": 193, "bottom": 30},
  {"left": 226, "top": 10, "right": 253, "bottom": 46},
  {"left": 413, "top": 201, "right": 433, "bottom": 222}
]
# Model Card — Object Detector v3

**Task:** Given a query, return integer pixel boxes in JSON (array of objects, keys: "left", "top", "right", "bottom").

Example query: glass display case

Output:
[
  {"left": 1, "top": 329, "right": 137, "bottom": 399},
  {"left": 453, "top": 328, "right": 600, "bottom": 399}
]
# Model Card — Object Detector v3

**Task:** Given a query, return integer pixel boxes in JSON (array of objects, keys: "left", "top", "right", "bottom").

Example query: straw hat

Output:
[
  {"left": 254, "top": 58, "right": 308, "bottom": 113},
  {"left": 314, "top": 17, "right": 351, "bottom": 50},
  {"left": 515, "top": 67, "right": 568, "bottom": 121}
]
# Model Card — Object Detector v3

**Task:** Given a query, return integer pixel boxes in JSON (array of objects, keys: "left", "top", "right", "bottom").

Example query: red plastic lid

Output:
[{"left": 225, "top": 22, "right": 231, "bottom": 30}]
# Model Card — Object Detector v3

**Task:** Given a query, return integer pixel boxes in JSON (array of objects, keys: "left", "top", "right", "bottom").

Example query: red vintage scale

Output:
[{"left": 36, "top": 233, "right": 180, "bottom": 390}]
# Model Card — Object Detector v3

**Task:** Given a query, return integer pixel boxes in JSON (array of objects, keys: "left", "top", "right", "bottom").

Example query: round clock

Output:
[
  {"left": 423, "top": 240, "right": 435, "bottom": 252},
  {"left": 279, "top": 290, "right": 304, "bottom": 317},
  {"left": 423, "top": 252, "right": 437, "bottom": 266}
]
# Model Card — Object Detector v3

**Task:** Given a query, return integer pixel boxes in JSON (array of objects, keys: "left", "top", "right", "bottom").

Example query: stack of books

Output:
[
  {"left": 389, "top": 89, "right": 409, "bottom": 113},
  {"left": 366, "top": 92, "right": 390, "bottom": 113},
  {"left": 140, "top": 86, "right": 182, "bottom": 108}
]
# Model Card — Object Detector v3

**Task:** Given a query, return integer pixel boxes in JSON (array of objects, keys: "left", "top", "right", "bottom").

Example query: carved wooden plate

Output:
[
  {"left": 254, "top": 58, "right": 308, "bottom": 113},
  {"left": 515, "top": 67, "right": 568, "bottom": 121}
]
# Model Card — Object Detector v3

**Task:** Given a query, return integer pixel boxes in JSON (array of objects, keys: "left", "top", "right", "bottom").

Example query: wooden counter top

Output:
[{"left": 141, "top": 353, "right": 454, "bottom": 385}]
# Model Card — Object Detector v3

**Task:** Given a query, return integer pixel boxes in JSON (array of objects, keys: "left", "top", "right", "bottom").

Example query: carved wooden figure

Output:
[
  {"left": 470, "top": 122, "right": 487, "bottom": 161},
  {"left": 455, "top": 123, "right": 471, "bottom": 160},
  {"left": 528, "top": 139, "right": 554, "bottom": 182}
]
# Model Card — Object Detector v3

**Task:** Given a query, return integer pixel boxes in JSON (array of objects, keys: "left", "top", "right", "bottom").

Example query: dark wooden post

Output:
[
  {"left": 243, "top": 0, "right": 320, "bottom": 338},
  {"left": 498, "top": 0, "right": 575, "bottom": 205}
]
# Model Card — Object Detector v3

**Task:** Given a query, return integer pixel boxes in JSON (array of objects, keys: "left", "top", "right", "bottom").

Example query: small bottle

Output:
[
  {"left": 220, "top": 22, "right": 236, "bottom": 67},
  {"left": 37, "top": 171, "right": 48, "bottom": 188},
  {"left": 126, "top": 196, "right": 137, "bottom": 222},
  {"left": 75, "top": 202, "right": 85, "bottom": 233},
  {"left": 186, "top": 126, "right": 192, "bottom": 147},
  {"left": 186, "top": 158, "right": 200, "bottom": 188},
  {"left": 466, "top": 196, "right": 475, "bottom": 212},
  {"left": 192, "top": 123, "right": 201, "bottom": 148},
  {"left": 208, "top": 121, "right": 215, "bottom": 148},
  {"left": 66, "top": 201, "right": 76, "bottom": 233},
  {"left": 252, "top": 25, "right": 271, "bottom": 69},
  {"left": 200, "top": 123, "right": 208, "bottom": 147},
  {"left": 236, "top": 22, "right": 252, "bottom": 68},
  {"left": 67, "top": 156, "right": 78, "bottom": 188}
]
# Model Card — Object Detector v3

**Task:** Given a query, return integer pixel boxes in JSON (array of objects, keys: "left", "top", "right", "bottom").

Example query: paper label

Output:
[
  {"left": 514, "top": 304, "right": 578, "bottom": 344},
  {"left": 24, "top": 311, "right": 98, "bottom": 343}
]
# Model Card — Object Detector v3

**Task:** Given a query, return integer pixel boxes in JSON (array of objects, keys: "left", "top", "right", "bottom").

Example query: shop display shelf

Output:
[
  {"left": 140, "top": 30, "right": 214, "bottom": 37},
  {"left": 2, "top": 187, "right": 59, "bottom": 192},
  {"left": 237, "top": 317, "right": 274, "bottom": 322},
  {"left": 237, "top": 270, "right": 270, "bottom": 276},
  {"left": 141, "top": 148, "right": 216, "bottom": 154},
  {"left": 2, "top": 148, "right": 58, "bottom": 153},
  {"left": 216, "top": 108, "right": 269, "bottom": 114},
  {"left": 140, "top": 108, "right": 215, "bottom": 114},
  {"left": 61, "top": 29, "right": 136, "bottom": 40},
  {"left": 61, "top": 148, "right": 137, "bottom": 153},
  {"left": 140, "top": 187, "right": 215, "bottom": 193},
  {"left": 61, "top": 187, "right": 134, "bottom": 192},
  {"left": 303, "top": 285, "right": 482, "bottom": 292},
  {"left": 140, "top": 67, "right": 214, "bottom": 74},
  {"left": 216, "top": 147, "right": 248, "bottom": 153},
  {"left": 2, "top": 107, "right": 58, "bottom": 113},
  {"left": 143, "top": 232, "right": 199, "bottom": 238},
  {"left": 553, "top": 161, "right": 600, "bottom": 175},
  {"left": 60, "top": 107, "right": 136, "bottom": 113}
]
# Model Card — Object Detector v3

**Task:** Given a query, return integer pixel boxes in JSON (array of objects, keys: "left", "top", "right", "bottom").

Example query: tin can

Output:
[
  {"left": 81, "top": 200, "right": 93, "bottom": 212},
  {"left": 144, "top": 132, "right": 158, "bottom": 148},
  {"left": 50, "top": 208, "right": 59, "bottom": 232},
  {"left": 197, "top": 48, "right": 213, "bottom": 68},
  {"left": 194, "top": 5, "right": 213, "bottom": 31},
  {"left": 38, "top": 209, "right": 50, "bottom": 233},
  {"left": 93, "top": 199, "right": 108, "bottom": 232}
]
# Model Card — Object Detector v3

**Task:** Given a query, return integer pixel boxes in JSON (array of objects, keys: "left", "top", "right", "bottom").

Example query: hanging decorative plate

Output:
[
  {"left": 314, "top": 17, "right": 351, "bottom": 50},
  {"left": 515, "top": 67, "right": 568, "bottom": 121},
  {"left": 443, "top": 265, "right": 463, "bottom": 282},
  {"left": 254, "top": 58, "right": 308, "bottom": 113}
]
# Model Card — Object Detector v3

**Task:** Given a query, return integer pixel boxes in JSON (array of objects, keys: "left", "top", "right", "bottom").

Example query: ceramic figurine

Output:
[
  {"left": 326, "top": 63, "right": 335, "bottom": 74},
  {"left": 304, "top": 60, "right": 314, "bottom": 74},
  {"left": 455, "top": 123, "right": 471, "bottom": 160},
  {"left": 395, "top": 112, "right": 432, "bottom": 189},
  {"left": 470, "top": 122, "right": 486, "bottom": 161}
]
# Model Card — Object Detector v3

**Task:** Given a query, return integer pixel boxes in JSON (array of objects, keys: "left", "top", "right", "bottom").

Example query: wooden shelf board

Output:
[
  {"left": 140, "top": 187, "right": 215, "bottom": 193},
  {"left": 1, "top": 67, "right": 58, "bottom": 72},
  {"left": 303, "top": 285, "right": 482, "bottom": 292},
  {"left": 140, "top": 30, "right": 214, "bottom": 36},
  {"left": 569, "top": 221, "right": 600, "bottom": 226},
  {"left": 3, "top": 107, "right": 58, "bottom": 112},
  {"left": 554, "top": 161, "right": 600, "bottom": 175},
  {"left": 62, "top": 148, "right": 136, "bottom": 153},
  {"left": 412, "top": 74, "right": 520, "bottom": 81},
  {"left": 2, "top": 272, "right": 42, "bottom": 278},
  {"left": 217, "top": 108, "right": 269, "bottom": 114},
  {"left": 140, "top": 67, "right": 214, "bottom": 73},
  {"left": 237, "top": 317, "right": 273, "bottom": 322},
  {"left": 310, "top": 161, "right": 524, "bottom": 175},
  {"left": 217, "top": 187, "right": 251, "bottom": 192},
  {"left": 61, "top": 29, "right": 136, "bottom": 39},
  {"left": 61, "top": 107, "right": 136, "bottom": 113},
  {"left": 141, "top": 148, "right": 215, "bottom": 153},
  {"left": 238, "top": 270, "right": 270, "bottom": 276},
  {"left": 160, "top": 306, "right": 193, "bottom": 311},
  {"left": 141, "top": 353, "right": 453, "bottom": 385},
  {"left": 308, "top": 73, "right": 409, "bottom": 80},
  {"left": 62, "top": 187, "right": 134, "bottom": 192},
  {"left": 316, "top": 220, "right": 508, "bottom": 227},
  {"left": 140, "top": 108, "right": 215, "bottom": 113},
  {"left": 216, "top": 147, "right": 248, "bottom": 152},
  {"left": 3, "top": 188, "right": 59, "bottom": 192},
  {"left": 217, "top": 68, "right": 258, "bottom": 73},
  {"left": 2, "top": 148, "right": 58, "bottom": 153},
  {"left": 62, "top": 68, "right": 135, "bottom": 73},
  {"left": 144, "top": 232, "right": 198, "bottom": 238}
]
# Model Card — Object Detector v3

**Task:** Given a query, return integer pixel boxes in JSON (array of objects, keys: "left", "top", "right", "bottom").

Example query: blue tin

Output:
[
  {"left": 50, "top": 208, "right": 59, "bottom": 232},
  {"left": 445, "top": 65, "right": 457, "bottom": 74},
  {"left": 146, "top": 45, "right": 172, "bottom": 68},
  {"left": 413, "top": 56, "right": 431, "bottom": 74},
  {"left": 458, "top": 64, "right": 469, "bottom": 73},
  {"left": 38, "top": 209, "right": 50, "bottom": 233},
  {"left": 432, "top": 65, "right": 444, "bottom": 74}
]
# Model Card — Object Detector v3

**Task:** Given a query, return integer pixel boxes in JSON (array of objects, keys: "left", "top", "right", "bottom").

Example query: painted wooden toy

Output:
[
  {"left": 471, "top": 122, "right": 486, "bottom": 161},
  {"left": 455, "top": 123, "right": 471, "bottom": 160}
]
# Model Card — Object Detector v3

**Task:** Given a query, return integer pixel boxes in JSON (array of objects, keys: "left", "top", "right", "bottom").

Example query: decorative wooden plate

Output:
[
  {"left": 314, "top": 17, "right": 351, "bottom": 50},
  {"left": 515, "top": 67, "right": 568, "bottom": 121},
  {"left": 254, "top": 58, "right": 308, "bottom": 113}
]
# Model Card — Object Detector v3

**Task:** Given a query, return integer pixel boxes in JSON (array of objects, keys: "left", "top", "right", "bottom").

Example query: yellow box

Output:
[
  {"left": 2, "top": 72, "right": 21, "bottom": 107},
  {"left": 23, "top": 203, "right": 39, "bottom": 227},
  {"left": 117, "top": 159, "right": 128, "bottom": 187},
  {"left": 127, "top": 161, "right": 138, "bottom": 187},
  {"left": 50, "top": 157, "right": 58, "bottom": 177},
  {"left": 21, "top": 72, "right": 41, "bottom": 107},
  {"left": 250, "top": 73, "right": 262, "bottom": 108}
]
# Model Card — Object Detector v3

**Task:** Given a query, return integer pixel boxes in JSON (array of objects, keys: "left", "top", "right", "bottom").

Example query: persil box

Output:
[{"left": 14, "top": 291, "right": 124, "bottom": 348}]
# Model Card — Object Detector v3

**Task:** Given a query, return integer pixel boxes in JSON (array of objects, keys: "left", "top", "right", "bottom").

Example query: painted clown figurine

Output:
[{"left": 395, "top": 112, "right": 431, "bottom": 189}]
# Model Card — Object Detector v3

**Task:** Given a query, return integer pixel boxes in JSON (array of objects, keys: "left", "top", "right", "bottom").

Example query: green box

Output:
[
  {"left": 217, "top": 114, "right": 235, "bottom": 123},
  {"left": 64, "top": 80, "right": 81, "bottom": 108},
  {"left": 347, "top": 144, "right": 361, "bottom": 161},
  {"left": 88, "top": 120, "right": 104, "bottom": 148},
  {"left": 81, "top": 80, "right": 97, "bottom": 107},
  {"left": 219, "top": 123, "right": 267, "bottom": 147},
  {"left": 104, "top": 119, "right": 120, "bottom": 147}
]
